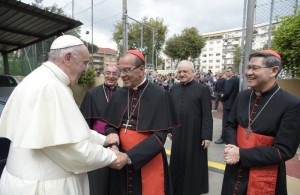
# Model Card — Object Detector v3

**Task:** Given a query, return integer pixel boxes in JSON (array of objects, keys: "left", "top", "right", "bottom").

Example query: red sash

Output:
[
  {"left": 237, "top": 125, "right": 278, "bottom": 195},
  {"left": 120, "top": 128, "right": 165, "bottom": 195}
]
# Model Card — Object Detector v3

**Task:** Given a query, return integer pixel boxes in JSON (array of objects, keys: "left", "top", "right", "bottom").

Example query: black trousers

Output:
[
  {"left": 214, "top": 92, "right": 222, "bottom": 110},
  {"left": 221, "top": 109, "right": 231, "bottom": 142}
]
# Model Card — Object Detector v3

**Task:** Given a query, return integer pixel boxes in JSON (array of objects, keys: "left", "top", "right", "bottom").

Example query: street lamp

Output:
[{"left": 85, "top": 31, "right": 89, "bottom": 45}]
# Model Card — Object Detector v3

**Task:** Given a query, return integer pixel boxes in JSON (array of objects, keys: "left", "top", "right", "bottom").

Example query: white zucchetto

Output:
[{"left": 50, "top": 35, "right": 84, "bottom": 50}]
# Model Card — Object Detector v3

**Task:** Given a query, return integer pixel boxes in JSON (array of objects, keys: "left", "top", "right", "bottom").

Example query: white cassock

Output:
[{"left": 0, "top": 61, "right": 116, "bottom": 195}]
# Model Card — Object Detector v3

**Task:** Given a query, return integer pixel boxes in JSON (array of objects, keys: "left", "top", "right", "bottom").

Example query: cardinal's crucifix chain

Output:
[
  {"left": 246, "top": 87, "right": 280, "bottom": 139},
  {"left": 123, "top": 81, "right": 149, "bottom": 133}
]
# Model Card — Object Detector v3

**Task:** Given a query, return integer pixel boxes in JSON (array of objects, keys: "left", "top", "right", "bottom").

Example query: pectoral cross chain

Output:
[{"left": 246, "top": 126, "right": 252, "bottom": 139}]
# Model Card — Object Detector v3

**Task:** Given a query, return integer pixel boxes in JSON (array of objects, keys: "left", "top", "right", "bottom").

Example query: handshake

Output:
[{"left": 104, "top": 133, "right": 130, "bottom": 170}]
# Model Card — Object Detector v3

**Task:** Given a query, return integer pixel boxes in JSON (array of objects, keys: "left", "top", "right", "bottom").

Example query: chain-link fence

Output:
[
  {"left": 240, "top": 0, "right": 299, "bottom": 81},
  {"left": 258, "top": 0, "right": 299, "bottom": 78},
  {"left": 246, "top": 0, "right": 299, "bottom": 50},
  {"left": 0, "top": 0, "right": 122, "bottom": 76},
  {"left": 255, "top": 0, "right": 298, "bottom": 25}
]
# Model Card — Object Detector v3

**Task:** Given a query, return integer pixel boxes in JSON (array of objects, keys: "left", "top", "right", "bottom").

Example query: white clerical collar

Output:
[
  {"left": 133, "top": 77, "right": 146, "bottom": 90},
  {"left": 181, "top": 78, "right": 194, "bottom": 85},
  {"left": 43, "top": 61, "right": 70, "bottom": 86}
]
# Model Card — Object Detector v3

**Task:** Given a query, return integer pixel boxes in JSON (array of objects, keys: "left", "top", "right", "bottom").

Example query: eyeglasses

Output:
[
  {"left": 104, "top": 71, "right": 119, "bottom": 77},
  {"left": 119, "top": 65, "right": 141, "bottom": 74},
  {"left": 245, "top": 65, "right": 272, "bottom": 72}
]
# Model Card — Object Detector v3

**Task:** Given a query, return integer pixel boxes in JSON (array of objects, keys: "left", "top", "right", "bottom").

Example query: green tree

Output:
[
  {"left": 164, "top": 27, "right": 205, "bottom": 64},
  {"left": 272, "top": 10, "right": 300, "bottom": 78},
  {"left": 112, "top": 17, "right": 168, "bottom": 65},
  {"left": 78, "top": 66, "right": 96, "bottom": 85},
  {"left": 83, "top": 41, "right": 98, "bottom": 54},
  {"left": 164, "top": 35, "right": 182, "bottom": 60}
]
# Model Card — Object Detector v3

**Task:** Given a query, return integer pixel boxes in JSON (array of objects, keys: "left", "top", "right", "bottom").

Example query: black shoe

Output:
[{"left": 214, "top": 138, "right": 225, "bottom": 144}]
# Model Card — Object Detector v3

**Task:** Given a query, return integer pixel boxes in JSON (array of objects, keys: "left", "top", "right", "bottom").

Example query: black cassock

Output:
[
  {"left": 222, "top": 84, "right": 300, "bottom": 195},
  {"left": 169, "top": 80, "right": 213, "bottom": 195},
  {"left": 80, "top": 84, "right": 117, "bottom": 195},
  {"left": 102, "top": 80, "right": 178, "bottom": 195}
]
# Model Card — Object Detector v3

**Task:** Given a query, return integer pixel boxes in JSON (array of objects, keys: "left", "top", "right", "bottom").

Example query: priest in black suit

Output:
[
  {"left": 169, "top": 60, "right": 213, "bottom": 195},
  {"left": 215, "top": 66, "right": 240, "bottom": 144}
]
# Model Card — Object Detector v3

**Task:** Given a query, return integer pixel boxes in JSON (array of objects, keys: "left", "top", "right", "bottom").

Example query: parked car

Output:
[
  {"left": 0, "top": 74, "right": 21, "bottom": 99},
  {"left": 0, "top": 75, "right": 18, "bottom": 176},
  {"left": 0, "top": 97, "right": 10, "bottom": 177},
  {"left": 0, "top": 97, "right": 6, "bottom": 116}
]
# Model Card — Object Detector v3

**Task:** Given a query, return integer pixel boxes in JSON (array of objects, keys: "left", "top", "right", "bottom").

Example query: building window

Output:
[
  {"left": 209, "top": 41, "right": 214, "bottom": 44},
  {"left": 209, "top": 48, "right": 213, "bottom": 51},
  {"left": 216, "top": 53, "right": 221, "bottom": 56},
  {"left": 202, "top": 54, "right": 207, "bottom": 57},
  {"left": 209, "top": 54, "right": 213, "bottom": 56},
  {"left": 202, "top": 66, "right": 206, "bottom": 69},
  {"left": 202, "top": 60, "right": 207, "bottom": 63},
  {"left": 209, "top": 60, "right": 213, "bottom": 63},
  {"left": 216, "top": 59, "right": 220, "bottom": 62}
]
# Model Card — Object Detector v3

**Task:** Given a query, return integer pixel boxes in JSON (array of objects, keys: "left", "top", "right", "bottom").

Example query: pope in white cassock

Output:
[{"left": 0, "top": 35, "right": 126, "bottom": 195}]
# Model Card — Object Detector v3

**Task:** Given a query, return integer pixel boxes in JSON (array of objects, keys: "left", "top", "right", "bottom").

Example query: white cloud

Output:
[{"left": 21, "top": 0, "right": 244, "bottom": 50}]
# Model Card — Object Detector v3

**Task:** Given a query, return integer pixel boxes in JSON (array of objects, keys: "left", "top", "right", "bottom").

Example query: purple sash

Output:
[{"left": 92, "top": 120, "right": 107, "bottom": 134}]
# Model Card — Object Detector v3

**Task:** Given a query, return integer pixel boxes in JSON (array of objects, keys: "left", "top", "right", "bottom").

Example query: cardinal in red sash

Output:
[{"left": 221, "top": 50, "right": 300, "bottom": 195}]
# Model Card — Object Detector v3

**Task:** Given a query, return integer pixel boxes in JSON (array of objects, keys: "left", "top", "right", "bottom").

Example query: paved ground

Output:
[{"left": 165, "top": 101, "right": 300, "bottom": 195}]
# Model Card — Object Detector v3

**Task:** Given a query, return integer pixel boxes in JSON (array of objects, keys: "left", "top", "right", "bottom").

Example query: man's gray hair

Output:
[
  {"left": 177, "top": 60, "right": 194, "bottom": 70},
  {"left": 48, "top": 45, "right": 81, "bottom": 62},
  {"left": 104, "top": 64, "right": 119, "bottom": 72}
]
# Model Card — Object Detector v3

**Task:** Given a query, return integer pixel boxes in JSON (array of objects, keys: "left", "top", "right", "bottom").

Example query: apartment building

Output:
[
  {"left": 90, "top": 48, "right": 118, "bottom": 71},
  {"left": 199, "top": 22, "right": 272, "bottom": 74}
]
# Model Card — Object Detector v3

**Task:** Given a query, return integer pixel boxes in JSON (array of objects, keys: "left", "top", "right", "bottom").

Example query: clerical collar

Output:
[
  {"left": 254, "top": 83, "right": 279, "bottom": 97},
  {"left": 103, "top": 83, "right": 117, "bottom": 91},
  {"left": 132, "top": 77, "right": 146, "bottom": 90},
  {"left": 43, "top": 61, "right": 70, "bottom": 86},
  {"left": 181, "top": 78, "right": 194, "bottom": 86}
]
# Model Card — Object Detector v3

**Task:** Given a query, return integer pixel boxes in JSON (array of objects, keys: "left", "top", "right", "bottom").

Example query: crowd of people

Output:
[
  {"left": 0, "top": 35, "right": 299, "bottom": 195},
  {"left": 145, "top": 67, "right": 229, "bottom": 96}
]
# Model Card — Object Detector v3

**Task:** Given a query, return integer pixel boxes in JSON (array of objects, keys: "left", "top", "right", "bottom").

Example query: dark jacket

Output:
[{"left": 221, "top": 75, "right": 239, "bottom": 110}]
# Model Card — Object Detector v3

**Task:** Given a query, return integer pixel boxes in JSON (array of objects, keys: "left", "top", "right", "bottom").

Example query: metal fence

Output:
[
  {"left": 239, "top": 0, "right": 299, "bottom": 88},
  {"left": 255, "top": 0, "right": 298, "bottom": 25}
]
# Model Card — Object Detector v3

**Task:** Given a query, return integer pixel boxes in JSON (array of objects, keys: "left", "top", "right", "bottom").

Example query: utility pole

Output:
[
  {"left": 243, "top": 0, "right": 256, "bottom": 90},
  {"left": 72, "top": 0, "right": 74, "bottom": 19},
  {"left": 152, "top": 30, "right": 155, "bottom": 69},
  {"left": 127, "top": 16, "right": 155, "bottom": 67},
  {"left": 141, "top": 25, "right": 143, "bottom": 51},
  {"left": 91, "top": 0, "right": 94, "bottom": 65},
  {"left": 267, "top": 0, "right": 274, "bottom": 48},
  {"left": 239, "top": 0, "right": 247, "bottom": 91},
  {"left": 122, "top": 0, "right": 128, "bottom": 54}
]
